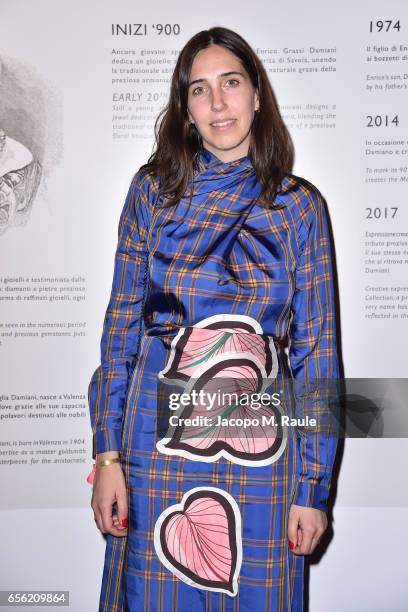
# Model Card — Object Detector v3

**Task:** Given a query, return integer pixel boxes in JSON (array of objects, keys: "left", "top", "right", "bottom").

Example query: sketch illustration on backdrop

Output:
[
  {"left": 0, "top": 126, "right": 41, "bottom": 235},
  {"left": 0, "top": 55, "right": 63, "bottom": 236}
]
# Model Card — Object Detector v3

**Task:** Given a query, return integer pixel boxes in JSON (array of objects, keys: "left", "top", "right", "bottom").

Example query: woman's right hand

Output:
[{"left": 91, "top": 452, "right": 128, "bottom": 537}]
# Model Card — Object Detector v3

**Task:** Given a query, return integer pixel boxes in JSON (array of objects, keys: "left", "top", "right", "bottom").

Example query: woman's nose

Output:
[{"left": 210, "top": 89, "right": 227, "bottom": 112}]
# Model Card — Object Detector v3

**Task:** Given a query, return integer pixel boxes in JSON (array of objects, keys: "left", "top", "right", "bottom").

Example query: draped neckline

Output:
[
  {"left": 191, "top": 145, "right": 256, "bottom": 193},
  {"left": 198, "top": 146, "right": 253, "bottom": 170}
]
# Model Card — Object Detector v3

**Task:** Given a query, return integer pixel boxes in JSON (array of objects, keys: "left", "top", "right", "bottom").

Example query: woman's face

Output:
[{"left": 187, "top": 44, "right": 259, "bottom": 163}]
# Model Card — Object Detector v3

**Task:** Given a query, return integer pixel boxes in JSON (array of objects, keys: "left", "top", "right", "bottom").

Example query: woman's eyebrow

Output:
[{"left": 188, "top": 71, "right": 246, "bottom": 86}]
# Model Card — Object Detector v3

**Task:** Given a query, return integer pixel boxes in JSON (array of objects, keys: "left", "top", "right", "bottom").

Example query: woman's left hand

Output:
[{"left": 287, "top": 504, "right": 328, "bottom": 555}]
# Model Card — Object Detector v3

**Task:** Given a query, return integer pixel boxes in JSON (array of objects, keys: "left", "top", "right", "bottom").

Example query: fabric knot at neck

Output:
[{"left": 191, "top": 146, "right": 256, "bottom": 195}]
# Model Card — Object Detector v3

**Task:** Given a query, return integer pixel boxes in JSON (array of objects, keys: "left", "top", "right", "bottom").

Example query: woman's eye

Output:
[{"left": 191, "top": 79, "right": 239, "bottom": 96}]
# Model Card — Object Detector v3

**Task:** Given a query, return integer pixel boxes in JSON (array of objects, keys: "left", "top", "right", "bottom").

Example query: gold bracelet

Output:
[{"left": 98, "top": 457, "right": 120, "bottom": 467}]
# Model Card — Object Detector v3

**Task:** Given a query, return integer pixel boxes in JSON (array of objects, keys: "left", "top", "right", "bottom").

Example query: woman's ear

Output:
[{"left": 254, "top": 90, "right": 260, "bottom": 112}]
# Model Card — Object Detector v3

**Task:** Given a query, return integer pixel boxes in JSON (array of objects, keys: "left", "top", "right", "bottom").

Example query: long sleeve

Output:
[
  {"left": 288, "top": 182, "right": 340, "bottom": 512},
  {"left": 88, "top": 170, "right": 151, "bottom": 460}
]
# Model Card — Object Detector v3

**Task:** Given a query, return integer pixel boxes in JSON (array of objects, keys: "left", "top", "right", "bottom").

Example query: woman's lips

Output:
[{"left": 210, "top": 119, "right": 236, "bottom": 130}]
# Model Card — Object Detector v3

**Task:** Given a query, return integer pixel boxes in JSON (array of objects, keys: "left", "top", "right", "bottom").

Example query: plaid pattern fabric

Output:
[{"left": 88, "top": 146, "right": 340, "bottom": 611}]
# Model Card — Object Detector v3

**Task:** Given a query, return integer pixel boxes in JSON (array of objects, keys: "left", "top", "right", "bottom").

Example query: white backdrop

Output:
[{"left": 0, "top": 0, "right": 407, "bottom": 610}]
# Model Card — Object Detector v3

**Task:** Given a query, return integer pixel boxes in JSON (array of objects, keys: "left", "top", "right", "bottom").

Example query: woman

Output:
[{"left": 88, "top": 26, "right": 341, "bottom": 612}]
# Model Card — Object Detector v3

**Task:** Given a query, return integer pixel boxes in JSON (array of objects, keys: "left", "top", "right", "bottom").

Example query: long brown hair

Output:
[{"left": 141, "top": 26, "right": 294, "bottom": 209}]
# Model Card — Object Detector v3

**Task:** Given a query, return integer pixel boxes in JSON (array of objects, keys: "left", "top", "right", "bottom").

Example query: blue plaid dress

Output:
[{"left": 88, "top": 146, "right": 340, "bottom": 611}]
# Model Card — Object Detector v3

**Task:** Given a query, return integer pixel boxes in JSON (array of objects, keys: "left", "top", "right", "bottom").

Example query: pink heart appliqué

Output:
[{"left": 154, "top": 487, "right": 242, "bottom": 596}]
